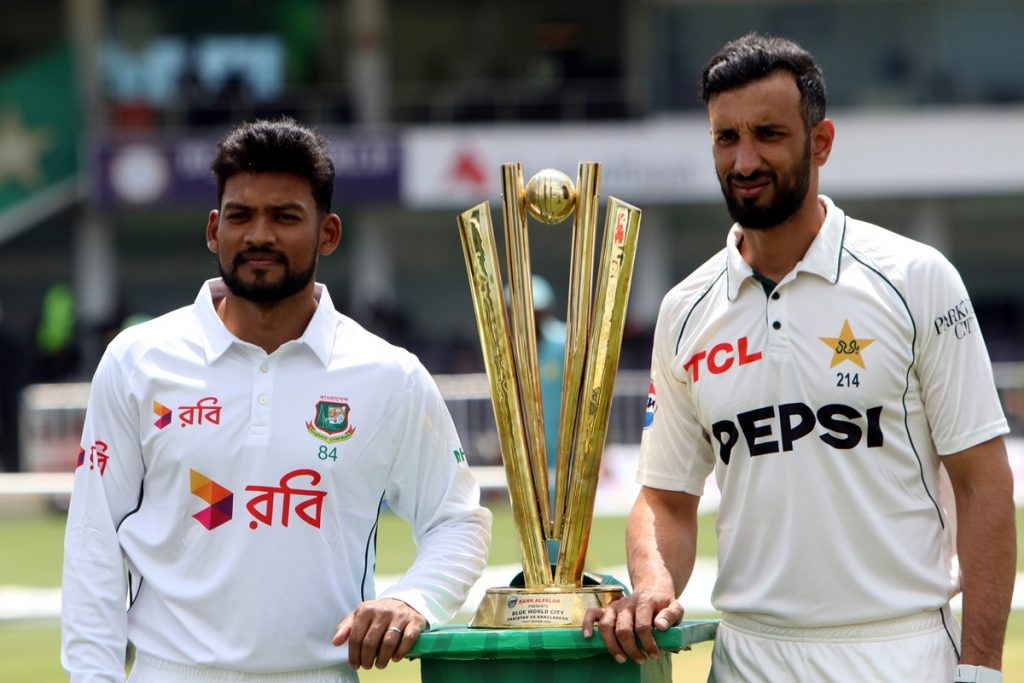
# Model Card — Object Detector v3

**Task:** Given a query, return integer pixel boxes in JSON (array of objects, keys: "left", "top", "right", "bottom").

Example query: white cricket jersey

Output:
[
  {"left": 638, "top": 196, "right": 1008, "bottom": 627},
  {"left": 62, "top": 280, "right": 492, "bottom": 681}
]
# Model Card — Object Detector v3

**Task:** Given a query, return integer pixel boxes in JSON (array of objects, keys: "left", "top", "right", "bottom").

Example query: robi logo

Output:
[{"left": 683, "top": 337, "right": 762, "bottom": 382}]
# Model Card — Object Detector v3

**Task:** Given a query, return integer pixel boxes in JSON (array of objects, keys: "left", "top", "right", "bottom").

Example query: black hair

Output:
[
  {"left": 700, "top": 32, "right": 827, "bottom": 128},
  {"left": 210, "top": 117, "right": 335, "bottom": 214}
]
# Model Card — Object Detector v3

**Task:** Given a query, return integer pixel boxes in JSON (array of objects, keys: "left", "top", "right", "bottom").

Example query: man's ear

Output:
[
  {"left": 811, "top": 118, "right": 835, "bottom": 167},
  {"left": 319, "top": 213, "right": 342, "bottom": 256},
  {"left": 206, "top": 210, "right": 220, "bottom": 253}
]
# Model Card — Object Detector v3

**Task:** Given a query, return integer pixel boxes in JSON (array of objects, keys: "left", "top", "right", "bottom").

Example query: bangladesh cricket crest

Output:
[{"left": 306, "top": 399, "right": 356, "bottom": 443}]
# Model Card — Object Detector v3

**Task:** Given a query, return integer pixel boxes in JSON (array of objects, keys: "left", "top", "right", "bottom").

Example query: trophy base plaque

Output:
[{"left": 470, "top": 585, "right": 625, "bottom": 629}]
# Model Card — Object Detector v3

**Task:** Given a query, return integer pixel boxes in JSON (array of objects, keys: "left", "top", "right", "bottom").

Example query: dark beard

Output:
[
  {"left": 218, "top": 248, "right": 317, "bottom": 304},
  {"left": 720, "top": 141, "right": 812, "bottom": 230}
]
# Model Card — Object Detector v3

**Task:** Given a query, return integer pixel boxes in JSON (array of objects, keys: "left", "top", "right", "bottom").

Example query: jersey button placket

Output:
[
  {"left": 767, "top": 287, "right": 789, "bottom": 355},
  {"left": 251, "top": 354, "right": 274, "bottom": 441}
]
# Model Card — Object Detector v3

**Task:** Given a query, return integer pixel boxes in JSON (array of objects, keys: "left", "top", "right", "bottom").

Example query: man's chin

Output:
[
  {"left": 220, "top": 259, "right": 316, "bottom": 304},
  {"left": 235, "top": 288, "right": 296, "bottom": 304},
  {"left": 222, "top": 275, "right": 298, "bottom": 303},
  {"left": 726, "top": 204, "right": 785, "bottom": 230},
  {"left": 236, "top": 274, "right": 285, "bottom": 292}
]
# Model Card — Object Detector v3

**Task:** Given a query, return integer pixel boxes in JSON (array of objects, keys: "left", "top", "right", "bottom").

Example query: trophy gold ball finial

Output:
[{"left": 525, "top": 169, "right": 576, "bottom": 224}]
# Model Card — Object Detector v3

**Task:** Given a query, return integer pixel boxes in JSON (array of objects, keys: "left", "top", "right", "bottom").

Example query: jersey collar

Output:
[
  {"left": 194, "top": 278, "right": 336, "bottom": 367},
  {"left": 302, "top": 283, "right": 337, "bottom": 367},
  {"left": 725, "top": 195, "right": 847, "bottom": 301}
]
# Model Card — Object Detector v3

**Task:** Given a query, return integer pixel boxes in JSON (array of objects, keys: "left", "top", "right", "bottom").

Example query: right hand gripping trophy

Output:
[{"left": 458, "top": 162, "right": 641, "bottom": 627}]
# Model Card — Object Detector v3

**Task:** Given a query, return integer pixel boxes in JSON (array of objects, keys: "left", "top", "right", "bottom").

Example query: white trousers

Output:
[
  {"left": 127, "top": 652, "right": 359, "bottom": 683},
  {"left": 709, "top": 607, "right": 961, "bottom": 683}
]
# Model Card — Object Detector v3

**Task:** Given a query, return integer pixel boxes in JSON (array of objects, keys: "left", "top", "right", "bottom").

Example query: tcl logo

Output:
[{"left": 682, "top": 337, "right": 762, "bottom": 382}]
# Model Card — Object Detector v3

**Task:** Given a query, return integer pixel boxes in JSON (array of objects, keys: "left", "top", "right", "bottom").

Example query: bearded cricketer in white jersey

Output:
[
  {"left": 61, "top": 118, "right": 492, "bottom": 682},
  {"left": 582, "top": 33, "right": 1015, "bottom": 683}
]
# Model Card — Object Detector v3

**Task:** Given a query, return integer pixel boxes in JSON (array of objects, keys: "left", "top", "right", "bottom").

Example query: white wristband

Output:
[{"left": 954, "top": 664, "right": 1003, "bottom": 683}]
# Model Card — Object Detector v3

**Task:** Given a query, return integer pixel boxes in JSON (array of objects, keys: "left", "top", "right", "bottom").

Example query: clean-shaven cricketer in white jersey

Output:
[
  {"left": 582, "top": 33, "right": 1015, "bottom": 682},
  {"left": 61, "top": 118, "right": 492, "bottom": 682}
]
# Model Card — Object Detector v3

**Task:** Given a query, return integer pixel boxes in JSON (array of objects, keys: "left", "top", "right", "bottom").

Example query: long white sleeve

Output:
[
  {"left": 377, "top": 362, "right": 492, "bottom": 627},
  {"left": 62, "top": 348, "right": 145, "bottom": 681}
]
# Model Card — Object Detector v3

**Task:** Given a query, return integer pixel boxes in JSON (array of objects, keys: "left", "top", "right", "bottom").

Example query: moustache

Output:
[
  {"left": 234, "top": 249, "right": 286, "bottom": 267},
  {"left": 727, "top": 170, "right": 773, "bottom": 185}
]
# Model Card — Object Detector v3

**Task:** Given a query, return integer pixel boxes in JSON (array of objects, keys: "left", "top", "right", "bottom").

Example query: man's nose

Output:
[
  {"left": 245, "top": 215, "right": 276, "bottom": 245},
  {"left": 733, "top": 139, "right": 762, "bottom": 177}
]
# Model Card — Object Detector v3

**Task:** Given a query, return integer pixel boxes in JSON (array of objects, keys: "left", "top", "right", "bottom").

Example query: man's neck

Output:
[
  {"left": 737, "top": 196, "right": 826, "bottom": 284},
  {"left": 214, "top": 285, "right": 319, "bottom": 355}
]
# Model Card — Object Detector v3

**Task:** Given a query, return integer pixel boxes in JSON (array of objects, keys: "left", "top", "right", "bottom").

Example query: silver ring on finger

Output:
[{"left": 386, "top": 626, "right": 403, "bottom": 636}]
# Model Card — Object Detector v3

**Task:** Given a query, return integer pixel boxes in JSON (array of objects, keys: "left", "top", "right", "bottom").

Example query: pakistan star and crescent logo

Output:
[{"left": 819, "top": 319, "right": 875, "bottom": 368}]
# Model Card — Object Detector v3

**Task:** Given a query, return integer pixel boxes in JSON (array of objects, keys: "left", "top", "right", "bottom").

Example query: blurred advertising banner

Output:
[
  {"left": 0, "top": 47, "right": 80, "bottom": 243},
  {"left": 401, "top": 112, "right": 1024, "bottom": 208},
  {"left": 400, "top": 121, "right": 717, "bottom": 208},
  {"left": 96, "top": 131, "right": 400, "bottom": 206}
]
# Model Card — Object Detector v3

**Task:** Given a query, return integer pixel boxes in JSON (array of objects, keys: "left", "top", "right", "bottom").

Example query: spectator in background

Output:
[
  {"left": 532, "top": 275, "right": 565, "bottom": 482},
  {"left": 503, "top": 275, "right": 566, "bottom": 495},
  {"left": 32, "top": 282, "right": 79, "bottom": 382}
]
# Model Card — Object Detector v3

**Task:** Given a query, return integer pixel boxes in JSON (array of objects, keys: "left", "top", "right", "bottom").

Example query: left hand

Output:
[
  {"left": 332, "top": 598, "right": 427, "bottom": 670},
  {"left": 582, "top": 590, "right": 683, "bottom": 664}
]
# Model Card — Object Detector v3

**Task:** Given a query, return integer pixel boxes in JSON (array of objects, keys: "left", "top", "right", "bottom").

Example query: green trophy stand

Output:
[{"left": 408, "top": 620, "right": 718, "bottom": 683}]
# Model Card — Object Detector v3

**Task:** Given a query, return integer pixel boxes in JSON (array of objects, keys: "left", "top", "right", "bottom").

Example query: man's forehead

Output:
[
  {"left": 221, "top": 172, "right": 316, "bottom": 208},
  {"left": 708, "top": 71, "right": 802, "bottom": 127}
]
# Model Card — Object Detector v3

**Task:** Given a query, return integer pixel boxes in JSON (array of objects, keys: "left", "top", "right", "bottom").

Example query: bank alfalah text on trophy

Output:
[{"left": 457, "top": 161, "right": 641, "bottom": 628}]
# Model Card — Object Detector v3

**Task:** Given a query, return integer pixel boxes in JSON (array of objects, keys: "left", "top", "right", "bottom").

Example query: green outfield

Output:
[{"left": 2, "top": 507, "right": 1022, "bottom": 682}]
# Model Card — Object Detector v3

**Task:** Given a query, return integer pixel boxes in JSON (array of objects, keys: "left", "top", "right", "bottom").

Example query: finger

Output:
[
  {"left": 654, "top": 602, "right": 684, "bottom": 631},
  {"left": 582, "top": 607, "right": 605, "bottom": 639},
  {"left": 346, "top": 618, "right": 370, "bottom": 671},
  {"left": 633, "top": 601, "right": 660, "bottom": 660},
  {"left": 331, "top": 614, "right": 354, "bottom": 647},
  {"left": 346, "top": 612, "right": 375, "bottom": 670},
  {"left": 393, "top": 622, "right": 423, "bottom": 661},
  {"left": 374, "top": 626, "right": 404, "bottom": 669},
  {"left": 359, "top": 621, "right": 387, "bottom": 670},
  {"left": 613, "top": 605, "right": 646, "bottom": 663},
  {"left": 595, "top": 607, "right": 628, "bottom": 664}
]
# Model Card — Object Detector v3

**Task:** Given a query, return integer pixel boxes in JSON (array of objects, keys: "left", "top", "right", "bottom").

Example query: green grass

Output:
[
  {"left": 2, "top": 506, "right": 1022, "bottom": 682},
  {"left": 0, "top": 514, "right": 66, "bottom": 586},
  {"left": 0, "top": 622, "right": 62, "bottom": 683}
]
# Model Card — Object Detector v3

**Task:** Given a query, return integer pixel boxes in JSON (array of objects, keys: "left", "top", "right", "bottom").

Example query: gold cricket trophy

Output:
[{"left": 458, "top": 162, "right": 641, "bottom": 628}]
